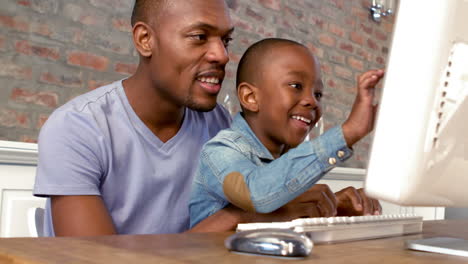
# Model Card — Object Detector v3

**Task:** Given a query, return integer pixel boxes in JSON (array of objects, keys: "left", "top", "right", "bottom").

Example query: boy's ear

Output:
[
  {"left": 238, "top": 82, "right": 259, "bottom": 113},
  {"left": 133, "top": 22, "right": 154, "bottom": 57}
]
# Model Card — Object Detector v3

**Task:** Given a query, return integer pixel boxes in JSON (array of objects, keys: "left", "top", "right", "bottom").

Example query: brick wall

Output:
[{"left": 0, "top": 0, "right": 394, "bottom": 168}]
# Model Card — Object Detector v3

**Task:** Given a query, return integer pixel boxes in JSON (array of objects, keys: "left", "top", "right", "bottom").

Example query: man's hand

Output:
[{"left": 335, "top": 187, "right": 382, "bottom": 216}]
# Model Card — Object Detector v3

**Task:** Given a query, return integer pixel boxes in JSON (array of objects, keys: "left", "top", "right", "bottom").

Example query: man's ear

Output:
[
  {"left": 132, "top": 22, "right": 153, "bottom": 57},
  {"left": 238, "top": 82, "right": 259, "bottom": 113}
]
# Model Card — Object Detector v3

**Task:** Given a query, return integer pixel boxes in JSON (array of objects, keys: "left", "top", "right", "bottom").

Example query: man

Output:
[{"left": 34, "top": 0, "right": 380, "bottom": 236}]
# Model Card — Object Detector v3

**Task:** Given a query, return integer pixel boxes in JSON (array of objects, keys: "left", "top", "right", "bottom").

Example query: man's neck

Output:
[{"left": 122, "top": 73, "right": 185, "bottom": 143}]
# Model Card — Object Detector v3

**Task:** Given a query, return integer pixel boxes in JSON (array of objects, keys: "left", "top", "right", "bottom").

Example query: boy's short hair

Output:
[
  {"left": 131, "top": 0, "right": 167, "bottom": 26},
  {"left": 236, "top": 38, "right": 307, "bottom": 88}
]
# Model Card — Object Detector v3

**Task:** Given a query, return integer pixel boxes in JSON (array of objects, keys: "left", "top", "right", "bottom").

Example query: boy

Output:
[{"left": 189, "top": 38, "right": 384, "bottom": 227}]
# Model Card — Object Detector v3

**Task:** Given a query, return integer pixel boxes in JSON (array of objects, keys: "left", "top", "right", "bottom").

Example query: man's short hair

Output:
[
  {"left": 131, "top": 0, "right": 166, "bottom": 27},
  {"left": 236, "top": 38, "right": 306, "bottom": 88}
]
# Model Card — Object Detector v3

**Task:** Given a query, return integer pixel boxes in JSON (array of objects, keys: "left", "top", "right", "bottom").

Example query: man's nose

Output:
[{"left": 206, "top": 39, "right": 229, "bottom": 65}]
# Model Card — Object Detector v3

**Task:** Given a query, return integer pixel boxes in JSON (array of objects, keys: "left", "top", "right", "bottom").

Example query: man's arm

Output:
[{"left": 51, "top": 195, "right": 116, "bottom": 236}]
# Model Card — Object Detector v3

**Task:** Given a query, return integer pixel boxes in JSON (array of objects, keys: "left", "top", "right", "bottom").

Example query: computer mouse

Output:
[{"left": 225, "top": 228, "right": 313, "bottom": 258}]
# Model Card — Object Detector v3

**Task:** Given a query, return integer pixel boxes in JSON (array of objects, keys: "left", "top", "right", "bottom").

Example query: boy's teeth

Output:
[
  {"left": 197, "top": 77, "right": 219, "bottom": 84},
  {"left": 292, "top": 115, "right": 311, "bottom": 124}
]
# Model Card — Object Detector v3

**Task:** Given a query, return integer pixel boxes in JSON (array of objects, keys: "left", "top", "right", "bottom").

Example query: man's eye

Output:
[
  {"left": 289, "top": 83, "right": 303, "bottom": 89},
  {"left": 190, "top": 34, "right": 207, "bottom": 41},
  {"left": 223, "top": 37, "right": 233, "bottom": 47}
]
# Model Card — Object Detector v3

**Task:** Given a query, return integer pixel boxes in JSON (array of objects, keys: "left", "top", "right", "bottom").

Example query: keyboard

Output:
[{"left": 236, "top": 214, "right": 423, "bottom": 244}]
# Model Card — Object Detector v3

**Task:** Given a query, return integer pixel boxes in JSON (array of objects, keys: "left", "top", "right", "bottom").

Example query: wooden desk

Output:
[{"left": 0, "top": 220, "right": 467, "bottom": 263}]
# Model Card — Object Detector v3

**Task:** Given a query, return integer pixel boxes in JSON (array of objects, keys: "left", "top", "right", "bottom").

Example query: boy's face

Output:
[
  {"left": 150, "top": 0, "right": 234, "bottom": 111},
  {"left": 256, "top": 45, "right": 323, "bottom": 155}
]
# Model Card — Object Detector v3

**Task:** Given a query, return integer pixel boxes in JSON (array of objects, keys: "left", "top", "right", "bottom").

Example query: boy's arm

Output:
[
  {"left": 197, "top": 128, "right": 351, "bottom": 215},
  {"left": 51, "top": 195, "right": 117, "bottom": 236},
  {"left": 189, "top": 184, "right": 335, "bottom": 232}
]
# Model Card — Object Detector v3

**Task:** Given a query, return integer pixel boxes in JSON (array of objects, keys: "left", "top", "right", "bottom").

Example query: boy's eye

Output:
[
  {"left": 315, "top": 92, "right": 323, "bottom": 100},
  {"left": 289, "top": 83, "right": 303, "bottom": 89}
]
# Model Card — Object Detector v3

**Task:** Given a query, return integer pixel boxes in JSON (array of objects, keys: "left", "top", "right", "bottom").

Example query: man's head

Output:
[
  {"left": 131, "top": 0, "right": 234, "bottom": 111},
  {"left": 236, "top": 38, "right": 324, "bottom": 157}
]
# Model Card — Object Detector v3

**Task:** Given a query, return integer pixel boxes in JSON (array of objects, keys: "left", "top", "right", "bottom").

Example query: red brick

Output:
[
  {"left": 321, "top": 64, "right": 332, "bottom": 75},
  {"left": 367, "top": 38, "right": 379, "bottom": 50},
  {"left": 0, "top": 36, "right": 5, "bottom": 50},
  {"left": 245, "top": 7, "right": 264, "bottom": 22},
  {"left": 31, "top": 22, "right": 52, "bottom": 36},
  {"left": 36, "top": 114, "right": 49, "bottom": 129},
  {"left": 357, "top": 49, "right": 372, "bottom": 61},
  {"left": 330, "top": 0, "right": 345, "bottom": 9},
  {"left": 0, "top": 61, "right": 32, "bottom": 80},
  {"left": 112, "top": 19, "right": 132, "bottom": 32},
  {"left": 375, "top": 29, "right": 388, "bottom": 41},
  {"left": 306, "top": 43, "right": 324, "bottom": 58},
  {"left": 19, "top": 136, "right": 37, "bottom": 143},
  {"left": 376, "top": 56, "right": 385, "bottom": 65},
  {"left": 0, "top": 15, "right": 29, "bottom": 32},
  {"left": 330, "top": 53, "right": 345, "bottom": 64},
  {"left": 88, "top": 80, "right": 110, "bottom": 90},
  {"left": 40, "top": 72, "right": 83, "bottom": 88},
  {"left": 328, "top": 23, "right": 345, "bottom": 37},
  {"left": 339, "top": 42, "right": 354, "bottom": 53},
  {"left": 232, "top": 16, "right": 253, "bottom": 32},
  {"left": 10, "top": 88, "right": 59, "bottom": 108},
  {"left": 350, "top": 32, "right": 365, "bottom": 45},
  {"left": 259, "top": 0, "right": 281, "bottom": 10},
  {"left": 67, "top": 51, "right": 109, "bottom": 71},
  {"left": 348, "top": 57, "right": 364, "bottom": 71},
  {"left": 0, "top": 109, "right": 29, "bottom": 128},
  {"left": 15, "top": 40, "right": 60, "bottom": 60},
  {"left": 229, "top": 53, "right": 241, "bottom": 63},
  {"left": 360, "top": 23, "right": 373, "bottom": 35},
  {"left": 334, "top": 65, "right": 353, "bottom": 80},
  {"left": 17, "top": 0, "right": 31, "bottom": 6},
  {"left": 115, "top": 62, "right": 137, "bottom": 75},
  {"left": 319, "top": 34, "right": 336, "bottom": 47},
  {"left": 351, "top": 7, "right": 368, "bottom": 20},
  {"left": 310, "top": 17, "right": 325, "bottom": 30},
  {"left": 257, "top": 26, "right": 274, "bottom": 38}
]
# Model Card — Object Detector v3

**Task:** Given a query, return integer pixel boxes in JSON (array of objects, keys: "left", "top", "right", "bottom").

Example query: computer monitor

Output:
[
  {"left": 364, "top": 0, "right": 468, "bottom": 257},
  {"left": 365, "top": 0, "right": 468, "bottom": 207}
]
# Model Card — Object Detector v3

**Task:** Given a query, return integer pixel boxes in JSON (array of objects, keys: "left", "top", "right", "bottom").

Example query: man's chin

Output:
[{"left": 185, "top": 100, "right": 218, "bottom": 112}]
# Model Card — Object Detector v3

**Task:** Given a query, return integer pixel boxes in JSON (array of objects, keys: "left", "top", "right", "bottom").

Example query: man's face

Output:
[
  {"left": 256, "top": 45, "right": 324, "bottom": 154},
  {"left": 150, "top": 0, "right": 234, "bottom": 111}
]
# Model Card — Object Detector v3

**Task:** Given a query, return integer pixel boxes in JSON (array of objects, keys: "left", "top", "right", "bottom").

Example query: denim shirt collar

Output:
[{"left": 231, "top": 112, "right": 275, "bottom": 161}]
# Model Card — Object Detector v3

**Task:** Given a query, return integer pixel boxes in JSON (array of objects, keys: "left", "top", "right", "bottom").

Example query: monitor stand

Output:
[{"left": 406, "top": 237, "right": 468, "bottom": 257}]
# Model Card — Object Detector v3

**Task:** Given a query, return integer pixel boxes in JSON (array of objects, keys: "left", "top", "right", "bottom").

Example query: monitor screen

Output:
[{"left": 365, "top": 0, "right": 468, "bottom": 207}]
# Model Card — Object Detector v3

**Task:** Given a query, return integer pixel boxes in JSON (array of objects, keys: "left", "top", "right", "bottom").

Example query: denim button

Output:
[
  {"left": 328, "top": 157, "right": 337, "bottom": 165},
  {"left": 337, "top": 150, "right": 345, "bottom": 158}
]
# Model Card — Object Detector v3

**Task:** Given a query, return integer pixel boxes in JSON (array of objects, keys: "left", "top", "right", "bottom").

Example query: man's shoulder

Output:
[{"left": 55, "top": 80, "right": 123, "bottom": 114}]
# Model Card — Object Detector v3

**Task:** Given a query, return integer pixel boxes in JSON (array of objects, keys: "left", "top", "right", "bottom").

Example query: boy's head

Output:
[
  {"left": 236, "top": 38, "right": 324, "bottom": 157},
  {"left": 130, "top": 0, "right": 234, "bottom": 111}
]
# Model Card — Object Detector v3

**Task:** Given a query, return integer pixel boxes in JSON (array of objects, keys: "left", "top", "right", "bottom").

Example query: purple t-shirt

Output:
[{"left": 33, "top": 80, "right": 231, "bottom": 236}]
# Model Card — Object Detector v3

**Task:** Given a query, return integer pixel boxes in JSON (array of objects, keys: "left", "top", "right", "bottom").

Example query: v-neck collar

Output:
[{"left": 117, "top": 80, "right": 190, "bottom": 152}]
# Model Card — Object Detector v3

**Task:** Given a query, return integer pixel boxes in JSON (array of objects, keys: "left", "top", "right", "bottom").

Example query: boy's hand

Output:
[
  {"left": 342, "top": 69, "right": 384, "bottom": 147},
  {"left": 335, "top": 187, "right": 382, "bottom": 216}
]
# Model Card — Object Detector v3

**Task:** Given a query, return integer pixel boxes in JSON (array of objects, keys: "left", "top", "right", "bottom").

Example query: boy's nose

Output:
[
  {"left": 206, "top": 39, "right": 229, "bottom": 65},
  {"left": 301, "top": 93, "right": 318, "bottom": 109}
]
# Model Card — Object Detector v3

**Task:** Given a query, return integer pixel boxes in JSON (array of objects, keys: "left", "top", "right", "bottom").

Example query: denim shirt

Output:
[{"left": 189, "top": 113, "right": 353, "bottom": 227}]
